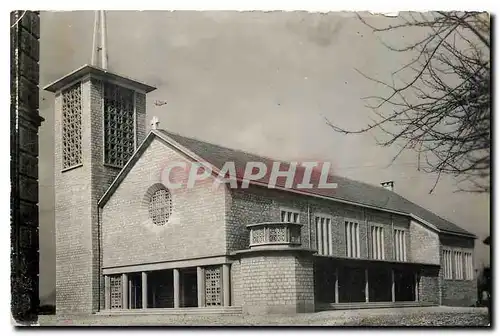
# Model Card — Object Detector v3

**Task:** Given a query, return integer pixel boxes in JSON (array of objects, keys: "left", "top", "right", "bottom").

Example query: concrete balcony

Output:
[{"left": 247, "top": 221, "right": 303, "bottom": 249}]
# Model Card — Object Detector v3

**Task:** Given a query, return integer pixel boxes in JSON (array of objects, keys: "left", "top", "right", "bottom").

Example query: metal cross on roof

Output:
[{"left": 150, "top": 116, "right": 160, "bottom": 130}]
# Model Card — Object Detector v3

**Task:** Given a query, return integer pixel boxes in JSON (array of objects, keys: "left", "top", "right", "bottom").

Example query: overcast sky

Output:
[{"left": 38, "top": 11, "right": 490, "bottom": 303}]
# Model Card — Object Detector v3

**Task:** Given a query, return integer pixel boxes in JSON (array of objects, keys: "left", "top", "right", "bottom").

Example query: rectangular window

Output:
[
  {"left": 205, "top": 266, "right": 222, "bottom": 306},
  {"left": 443, "top": 249, "right": 453, "bottom": 279},
  {"left": 280, "top": 209, "right": 300, "bottom": 223},
  {"left": 315, "top": 215, "right": 332, "bottom": 255},
  {"left": 62, "top": 83, "right": 82, "bottom": 169},
  {"left": 103, "top": 82, "right": 136, "bottom": 167},
  {"left": 393, "top": 229, "right": 407, "bottom": 261},
  {"left": 464, "top": 252, "right": 474, "bottom": 280},
  {"left": 345, "top": 221, "right": 360, "bottom": 258},
  {"left": 454, "top": 251, "right": 464, "bottom": 279},
  {"left": 109, "top": 275, "right": 122, "bottom": 309},
  {"left": 371, "top": 226, "right": 385, "bottom": 260}
]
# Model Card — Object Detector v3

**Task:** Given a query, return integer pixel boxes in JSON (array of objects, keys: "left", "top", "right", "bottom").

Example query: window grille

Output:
[
  {"left": 251, "top": 227, "right": 266, "bottom": 244},
  {"left": 454, "top": 251, "right": 464, "bottom": 279},
  {"left": 268, "top": 226, "right": 287, "bottom": 242},
  {"left": 371, "top": 226, "right": 385, "bottom": 260},
  {"left": 103, "top": 82, "right": 135, "bottom": 167},
  {"left": 205, "top": 266, "right": 222, "bottom": 306},
  {"left": 62, "top": 83, "right": 82, "bottom": 169},
  {"left": 280, "top": 210, "right": 300, "bottom": 223},
  {"left": 110, "top": 275, "right": 122, "bottom": 309},
  {"left": 345, "top": 221, "right": 360, "bottom": 258},
  {"left": 394, "top": 229, "right": 407, "bottom": 261},
  {"left": 148, "top": 189, "right": 172, "bottom": 226},
  {"left": 443, "top": 249, "right": 453, "bottom": 279},
  {"left": 315, "top": 216, "right": 332, "bottom": 255},
  {"left": 464, "top": 252, "right": 474, "bottom": 280}
]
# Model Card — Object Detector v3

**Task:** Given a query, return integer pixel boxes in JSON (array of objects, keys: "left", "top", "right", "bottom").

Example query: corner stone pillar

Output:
[
  {"left": 197, "top": 267, "right": 205, "bottom": 307},
  {"left": 104, "top": 275, "right": 110, "bottom": 310},
  {"left": 173, "top": 268, "right": 180, "bottom": 308},
  {"left": 234, "top": 248, "right": 315, "bottom": 315},
  {"left": 122, "top": 274, "right": 128, "bottom": 309},
  {"left": 223, "top": 264, "right": 231, "bottom": 306},
  {"left": 142, "top": 272, "right": 148, "bottom": 309}
]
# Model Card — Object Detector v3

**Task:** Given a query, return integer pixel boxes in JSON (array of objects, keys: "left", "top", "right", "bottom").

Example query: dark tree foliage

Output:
[{"left": 328, "top": 12, "right": 490, "bottom": 193}]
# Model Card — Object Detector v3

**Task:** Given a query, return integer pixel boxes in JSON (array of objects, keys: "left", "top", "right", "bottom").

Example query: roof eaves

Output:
[
  {"left": 409, "top": 214, "right": 441, "bottom": 233},
  {"left": 153, "top": 129, "right": 223, "bottom": 176}
]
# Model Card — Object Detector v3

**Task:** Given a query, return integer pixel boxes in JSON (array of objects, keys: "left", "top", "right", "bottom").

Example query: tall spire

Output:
[{"left": 91, "top": 10, "right": 108, "bottom": 69}]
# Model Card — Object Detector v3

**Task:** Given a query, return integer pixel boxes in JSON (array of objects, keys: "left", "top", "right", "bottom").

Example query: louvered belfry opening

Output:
[{"left": 103, "top": 82, "right": 136, "bottom": 167}]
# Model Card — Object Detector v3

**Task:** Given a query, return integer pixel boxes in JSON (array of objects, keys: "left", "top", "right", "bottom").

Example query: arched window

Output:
[{"left": 146, "top": 185, "right": 172, "bottom": 226}]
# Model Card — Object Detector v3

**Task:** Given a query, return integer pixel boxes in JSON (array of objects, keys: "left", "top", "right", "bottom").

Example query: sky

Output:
[{"left": 38, "top": 11, "right": 490, "bottom": 303}]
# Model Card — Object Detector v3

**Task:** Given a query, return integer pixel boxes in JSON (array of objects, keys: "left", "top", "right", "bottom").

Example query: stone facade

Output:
[
  {"left": 439, "top": 235, "right": 477, "bottom": 306},
  {"left": 409, "top": 220, "right": 440, "bottom": 265},
  {"left": 11, "top": 10, "right": 42, "bottom": 322},
  {"left": 51, "top": 72, "right": 150, "bottom": 314},
  {"left": 227, "top": 185, "right": 414, "bottom": 262},
  {"left": 231, "top": 252, "right": 314, "bottom": 314},
  {"left": 101, "top": 137, "right": 227, "bottom": 268},
  {"left": 49, "top": 68, "right": 477, "bottom": 314}
]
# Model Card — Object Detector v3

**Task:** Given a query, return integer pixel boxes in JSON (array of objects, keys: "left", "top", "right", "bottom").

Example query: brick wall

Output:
[
  {"left": 227, "top": 185, "right": 413, "bottom": 262},
  {"left": 101, "top": 137, "right": 227, "bottom": 268},
  {"left": 231, "top": 252, "right": 314, "bottom": 314},
  {"left": 440, "top": 235, "right": 477, "bottom": 306},
  {"left": 55, "top": 75, "right": 149, "bottom": 314},
  {"left": 409, "top": 220, "right": 440, "bottom": 265},
  {"left": 55, "top": 80, "right": 95, "bottom": 314},
  {"left": 418, "top": 267, "right": 440, "bottom": 304}
]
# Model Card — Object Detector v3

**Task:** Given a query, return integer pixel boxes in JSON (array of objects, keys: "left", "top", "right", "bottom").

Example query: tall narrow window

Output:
[
  {"left": 315, "top": 215, "right": 332, "bottom": 255},
  {"left": 394, "top": 229, "right": 407, "bottom": 261},
  {"left": 464, "top": 252, "right": 474, "bottom": 280},
  {"left": 62, "top": 83, "right": 82, "bottom": 169},
  {"left": 104, "top": 82, "right": 136, "bottom": 167},
  {"left": 109, "top": 275, "right": 122, "bottom": 309},
  {"left": 454, "top": 251, "right": 464, "bottom": 279},
  {"left": 371, "top": 226, "right": 385, "bottom": 260},
  {"left": 345, "top": 221, "right": 360, "bottom": 258},
  {"left": 280, "top": 210, "right": 300, "bottom": 223},
  {"left": 443, "top": 249, "right": 453, "bottom": 279}
]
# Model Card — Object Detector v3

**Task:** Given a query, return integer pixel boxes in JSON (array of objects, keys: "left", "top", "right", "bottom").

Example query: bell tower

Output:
[{"left": 44, "top": 11, "right": 156, "bottom": 314}]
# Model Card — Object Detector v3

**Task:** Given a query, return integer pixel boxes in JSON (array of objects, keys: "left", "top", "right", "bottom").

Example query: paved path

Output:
[{"left": 36, "top": 306, "right": 489, "bottom": 326}]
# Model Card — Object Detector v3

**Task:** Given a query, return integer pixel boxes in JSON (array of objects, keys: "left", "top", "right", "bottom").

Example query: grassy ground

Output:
[{"left": 36, "top": 306, "right": 489, "bottom": 327}]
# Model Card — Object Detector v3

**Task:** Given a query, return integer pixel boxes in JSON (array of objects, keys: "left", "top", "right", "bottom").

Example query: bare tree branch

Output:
[{"left": 327, "top": 11, "right": 490, "bottom": 193}]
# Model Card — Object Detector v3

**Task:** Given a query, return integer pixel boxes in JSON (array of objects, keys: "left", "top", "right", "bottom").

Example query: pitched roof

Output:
[
  {"left": 99, "top": 129, "right": 475, "bottom": 238},
  {"left": 157, "top": 129, "right": 474, "bottom": 237}
]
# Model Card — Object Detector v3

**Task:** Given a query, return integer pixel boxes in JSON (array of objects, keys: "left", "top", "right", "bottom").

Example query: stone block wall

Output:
[
  {"left": 418, "top": 266, "right": 440, "bottom": 304},
  {"left": 101, "top": 137, "right": 227, "bottom": 268},
  {"left": 54, "top": 75, "right": 149, "bottom": 314},
  {"left": 409, "top": 220, "right": 440, "bottom": 265},
  {"left": 231, "top": 252, "right": 314, "bottom": 314},
  {"left": 439, "top": 235, "right": 477, "bottom": 306},
  {"left": 227, "top": 185, "right": 413, "bottom": 262}
]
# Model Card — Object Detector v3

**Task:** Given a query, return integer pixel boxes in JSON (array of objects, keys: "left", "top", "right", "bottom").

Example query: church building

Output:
[{"left": 44, "top": 13, "right": 477, "bottom": 316}]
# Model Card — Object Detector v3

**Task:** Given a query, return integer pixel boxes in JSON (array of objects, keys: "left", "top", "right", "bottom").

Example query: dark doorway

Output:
[
  {"left": 128, "top": 273, "right": 142, "bottom": 309},
  {"left": 148, "top": 269, "right": 174, "bottom": 308},
  {"left": 368, "top": 268, "right": 392, "bottom": 302},
  {"left": 180, "top": 268, "right": 198, "bottom": 308},
  {"left": 394, "top": 269, "right": 416, "bottom": 301},
  {"left": 338, "top": 266, "right": 366, "bottom": 303},
  {"left": 314, "top": 260, "right": 336, "bottom": 303}
]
